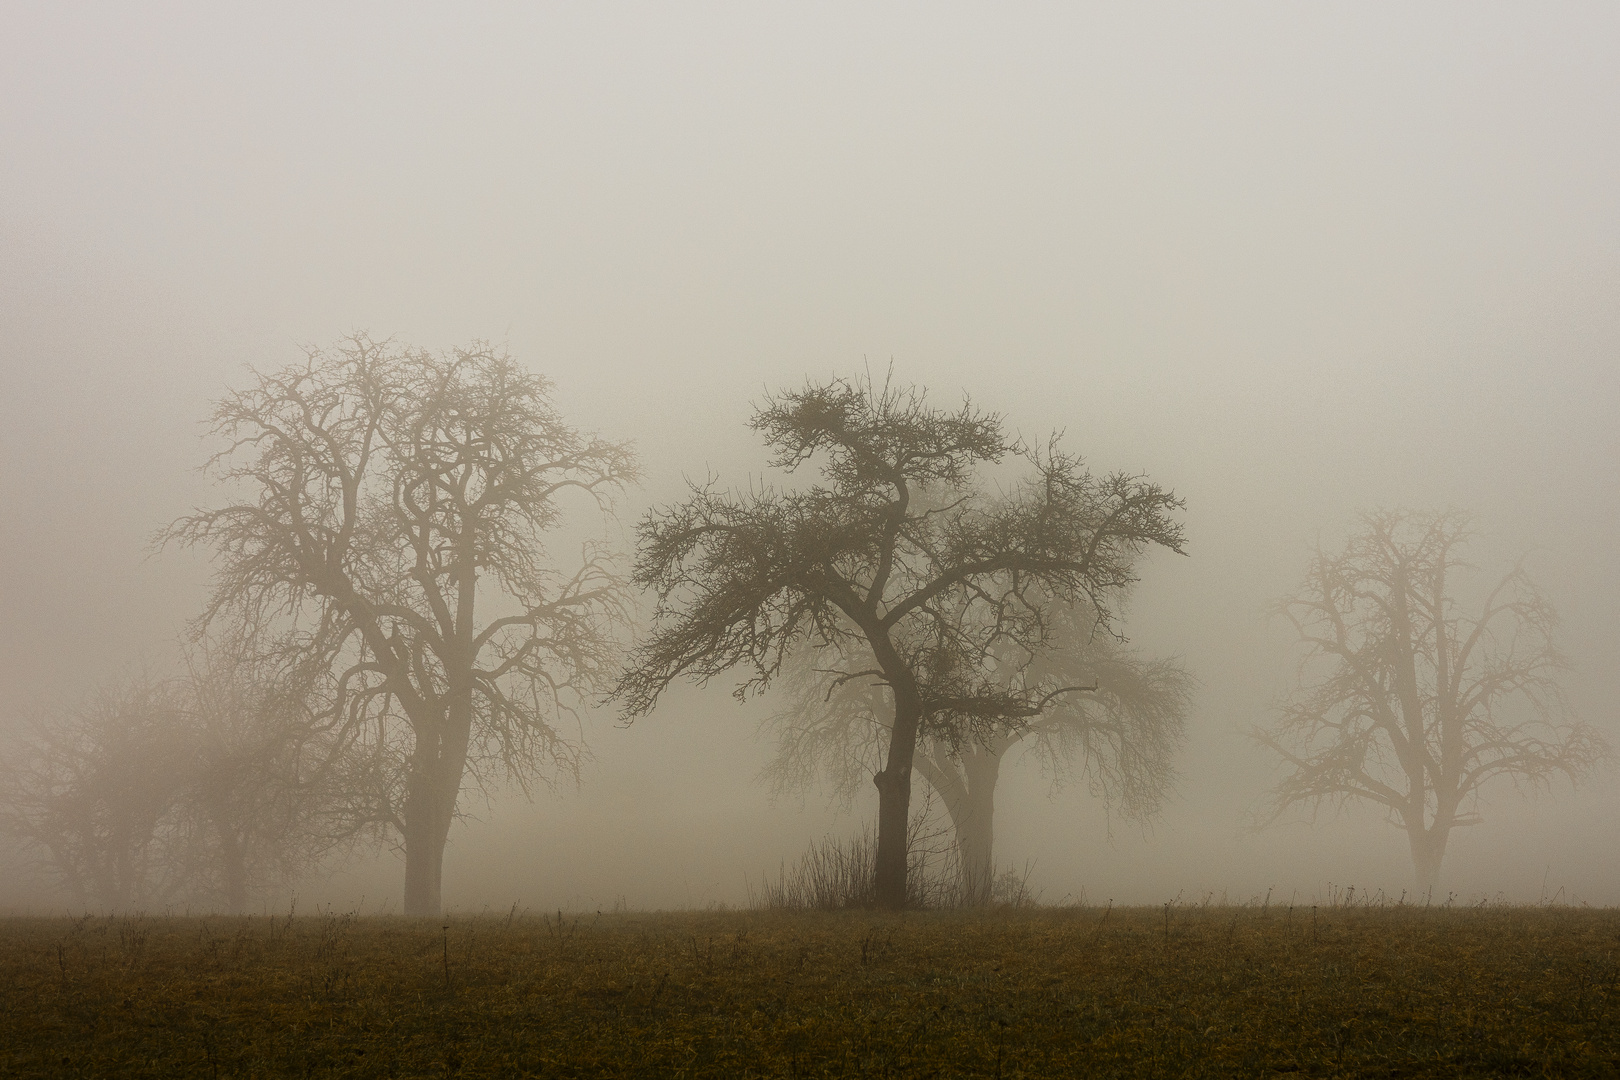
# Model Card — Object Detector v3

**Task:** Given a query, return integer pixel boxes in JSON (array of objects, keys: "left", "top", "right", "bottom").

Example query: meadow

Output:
[{"left": 4, "top": 900, "right": 1618, "bottom": 1078}]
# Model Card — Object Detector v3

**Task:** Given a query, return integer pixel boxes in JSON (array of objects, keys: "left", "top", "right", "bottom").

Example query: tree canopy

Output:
[
  {"left": 1256, "top": 509, "right": 1608, "bottom": 890},
  {"left": 618, "top": 373, "right": 1185, "bottom": 907}
]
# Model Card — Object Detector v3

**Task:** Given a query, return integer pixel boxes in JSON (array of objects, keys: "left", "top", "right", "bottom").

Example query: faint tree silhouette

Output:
[
  {"left": 1255, "top": 509, "right": 1607, "bottom": 891},
  {"left": 0, "top": 676, "right": 193, "bottom": 909},
  {"left": 1, "top": 655, "right": 356, "bottom": 913},
  {"left": 176, "top": 645, "right": 352, "bottom": 913}
]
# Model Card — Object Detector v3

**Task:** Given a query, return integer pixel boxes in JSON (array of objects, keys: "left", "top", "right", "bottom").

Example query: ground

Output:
[{"left": 3, "top": 902, "right": 1618, "bottom": 1077}]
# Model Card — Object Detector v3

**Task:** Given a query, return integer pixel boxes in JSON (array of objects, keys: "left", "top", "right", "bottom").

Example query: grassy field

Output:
[{"left": 4, "top": 901, "right": 1619, "bottom": 1078}]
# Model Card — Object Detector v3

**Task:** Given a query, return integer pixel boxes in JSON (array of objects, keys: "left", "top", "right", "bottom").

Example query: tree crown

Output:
[
  {"left": 1257, "top": 508, "right": 1607, "bottom": 830},
  {"left": 617, "top": 373, "right": 1185, "bottom": 723},
  {"left": 164, "top": 335, "right": 638, "bottom": 805}
]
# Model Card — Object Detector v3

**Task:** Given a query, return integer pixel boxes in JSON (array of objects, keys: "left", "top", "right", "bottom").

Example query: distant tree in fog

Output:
[
  {"left": 165, "top": 336, "right": 637, "bottom": 917},
  {"left": 0, "top": 659, "right": 344, "bottom": 912},
  {"left": 615, "top": 372, "right": 1184, "bottom": 909},
  {"left": 1256, "top": 510, "right": 1608, "bottom": 892},
  {"left": 766, "top": 597, "right": 1191, "bottom": 904},
  {"left": 0, "top": 677, "right": 193, "bottom": 909},
  {"left": 177, "top": 646, "right": 350, "bottom": 913}
]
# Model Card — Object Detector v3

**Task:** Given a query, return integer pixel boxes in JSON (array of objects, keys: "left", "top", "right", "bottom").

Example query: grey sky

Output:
[{"left": 3, "top": 3, "right": 1617, "bottom": 909}]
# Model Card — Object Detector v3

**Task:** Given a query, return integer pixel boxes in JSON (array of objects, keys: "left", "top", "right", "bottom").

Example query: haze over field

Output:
[{"left": 2, "top": 3, "right": 1617, "bottom": 913}]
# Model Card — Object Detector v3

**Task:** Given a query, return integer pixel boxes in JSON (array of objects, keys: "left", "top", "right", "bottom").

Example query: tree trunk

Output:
[
  {"left": 872, "top": 768, "right": 911, "bottom": 909},
  {"left": 869, "top": 641, "right": 924, "bottom": 911},
  {"left": 1409, "top": 826, "right": 1447, "bottom": 897},
  {"left": 401, "top": 736, "right": 462, "bottom": 917},
  {"left": 955, "top": 750, "right": 1003, "bottom": 905},
  {"left": 402, "top": 790, "right": 452, "bottom": 917},
  {"left": 218, "top": 819, "right": 247, "bottom": 915},
  {"left": 956, "top": 797, "right": 994, "bottom": 906}
]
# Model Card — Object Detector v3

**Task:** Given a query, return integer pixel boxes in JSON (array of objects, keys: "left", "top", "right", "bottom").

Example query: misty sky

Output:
[{"left": 3, "top": 3, "right": 1618, "bottom": 911}]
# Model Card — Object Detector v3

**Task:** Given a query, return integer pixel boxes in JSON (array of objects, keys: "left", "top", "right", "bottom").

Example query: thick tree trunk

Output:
[
  {"left": 956, "top": 799, "right": 995, "bottom": 906},
  {"left": 402, "top": 782, "right": 454, "bottom": 917},
  {"left": 401, "top": 734, "right": 463, "bottom": 917},
  {"left": 918, "top": 742, "right": 1007, "bottom": 906},
  {"left": 1409, "top": 826, "right": 1447, "bottom": 897},
  {"left": 867, "top": 637, "right": 924, "bottom": 911},
  {"left": 872, "top": 768, "right": 911, "bottom": 909},
  {"left": 956, "top": 750, "right": 1004, "bottom": 905},
  {"left": 401, "top": 633, "right": 476, "bottom": 917},
  {"left": 401, "top": 780, "right": 441, "bottom": 917}
]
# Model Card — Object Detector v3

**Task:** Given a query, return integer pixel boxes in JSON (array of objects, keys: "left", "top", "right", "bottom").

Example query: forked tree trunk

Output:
[{"left": 401, "top": 659, "right": 477, "bottom": 917}]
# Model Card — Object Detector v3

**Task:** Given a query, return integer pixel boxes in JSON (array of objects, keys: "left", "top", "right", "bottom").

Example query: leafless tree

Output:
[
  {"left": 616, "top": 373, "right": 1184, "bottom": 909},
  {"left": 766, "top": 598, "right": 1191, "bottom": 904},
  {"left": 0, "top": 656, "right": 356, "bottom": 913},
  {"left": 165, "top": 336, "right": 637, "bottom": 916},
  {"left": 177, "top": 646, "right": 351, "bottom": 913},
  {"left": 1255, "top": 509, "right": 1608, "bottom": 891},
  {"left": 0, "top": 677, "right": 194, "bottom": 909}
]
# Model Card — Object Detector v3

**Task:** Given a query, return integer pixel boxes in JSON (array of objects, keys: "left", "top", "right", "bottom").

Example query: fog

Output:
[{"left": 3, "top": 3, "right": 1617, "bottom": 913}]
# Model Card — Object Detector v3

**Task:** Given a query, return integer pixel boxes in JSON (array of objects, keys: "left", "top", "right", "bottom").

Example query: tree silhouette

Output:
[
  {"left": 1, "top": 658, "right": 352, "bottom": 913},
  {"left": 0, "top": 677, "right": 193, "bottom": 909},
  {"left": 1256, "top": 510, "right": 1607, "bottom": 890},
  {"left": 177, "top": 645, "right": 350, "bottom": 913},
  {"left": 617, "top": 373, "right": 1183, "bottom": 908},
  {"left": 166, "top": 336, "right": 636, "bottom": 915}
]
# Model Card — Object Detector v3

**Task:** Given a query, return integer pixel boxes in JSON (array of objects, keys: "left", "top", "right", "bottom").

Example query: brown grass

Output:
[{"left": 4, "top": 900, "right": 1619, "bottom": 1077}]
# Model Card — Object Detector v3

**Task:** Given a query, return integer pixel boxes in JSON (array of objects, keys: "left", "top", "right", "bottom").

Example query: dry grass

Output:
[{"left": 4, "top": 900, "right": 1619, "bottom": 1077}]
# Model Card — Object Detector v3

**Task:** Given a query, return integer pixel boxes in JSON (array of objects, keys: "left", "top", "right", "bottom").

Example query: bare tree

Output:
[
  {"left": 178, "top": 646, "right": 349, "bottom": 913},
  {"left": 1256, "top": 509, "right": 1608, "bottom": 891},
  {"left": 0, "top": 657, "right": 357, "bottom": 913},
  {"left": 0, "top": 677, "right": 194, "bottom": 909},
  {"left": 165, "top": 336, "right": 637, "bottom": 916},
  {"left": 767, "top": 599, "right": 1191, "bottom": 903},
  {"left": 616, "top": 373, "right": 1184, "bottom": 909}
]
